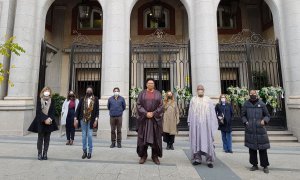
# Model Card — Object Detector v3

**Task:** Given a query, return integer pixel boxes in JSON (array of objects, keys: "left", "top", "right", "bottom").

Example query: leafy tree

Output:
[{"left": 0, "top": 36, "right": 25, "bottom": 86}]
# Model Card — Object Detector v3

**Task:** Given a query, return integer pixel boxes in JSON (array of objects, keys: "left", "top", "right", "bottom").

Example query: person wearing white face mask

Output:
[
  {"left": 188, "top": 85, "right": 218, "bottom": 168},
  {"left": 215, "top": 94, "right": 234, "bottom": 153},
  {"left": 107, "top": 87, "right": 126, "bottom": 148},
  {"left": 28, "top": 87, "right": 58, "bottom": 160}
]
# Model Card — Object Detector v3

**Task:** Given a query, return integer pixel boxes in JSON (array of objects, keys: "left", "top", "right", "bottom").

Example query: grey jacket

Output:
[{"left": 242, "top": 99, "right": 271, "bottom": 150}]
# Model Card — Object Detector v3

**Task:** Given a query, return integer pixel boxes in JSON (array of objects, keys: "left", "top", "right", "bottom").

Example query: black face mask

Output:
[
  {"left": 167, "top": 96, "right": 172, "bottom": 100},
  {"left": 250, "top": 95, "right": 257, "bottom": 101},
  {"left": 86, "top": 92, "right": 93, "bottom": 97}
]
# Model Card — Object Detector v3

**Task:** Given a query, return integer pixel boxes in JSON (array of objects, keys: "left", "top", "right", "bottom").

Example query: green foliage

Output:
[
  {"left": 174, "top": 86, "right": 192, "bottom": 101},
  {"left": 129, "top": 87, "right": 143, "bottom": 101},
  {"left": 259, "top": 86, "right": 284, "bottom": 110},
  {"left": 0, "top": 36, "right": 25, "bottom": 85},
  {"left": 52, "top": 93, "right": 66, "bottom": 117},
  {"left": 227, "top": 86, "right": 249, "bottom": 105}
]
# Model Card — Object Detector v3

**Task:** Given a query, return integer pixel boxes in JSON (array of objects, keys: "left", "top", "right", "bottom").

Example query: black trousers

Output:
[
  {"left": 37, "top": 132, "right": 51, "bottom": 154},
  {"left": 140, "top": 143, "right": 159, "bottom": 158},
  {"left": 163, "top": 133, "right": 175, "bottom": 145},
  {"left": 66, "top": 127, "right": 75, "bottom": 141},
  {"left": 249, "top": 148, "right": 270, "bottom": 167}
]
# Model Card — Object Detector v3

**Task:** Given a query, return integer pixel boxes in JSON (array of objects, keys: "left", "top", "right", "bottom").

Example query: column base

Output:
[
  {"left": 0, "top": 98, "right": 35, "bottom": 136},
  {"left": 96, "top": 98, "right": 129, "bottom": 140}
]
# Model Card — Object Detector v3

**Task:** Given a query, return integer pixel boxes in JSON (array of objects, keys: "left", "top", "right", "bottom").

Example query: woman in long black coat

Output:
[
  {"left": 215, "top": 94, "right": 234, "bottom": 153},
  {"left": 242, "top": 90, "right": 271, "bottom": 173},
  {"left": 28, "top": 87, "right": 58, "bottom": 160}
]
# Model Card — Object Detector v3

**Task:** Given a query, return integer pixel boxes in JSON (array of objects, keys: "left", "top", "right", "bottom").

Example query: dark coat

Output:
[
  {"left": 75, "top": 96, "right": 99, "bottom": 129},
  {"left": 242, "top": 99, "right": 271, "bottom": 150},
  {"left": 215, "top": 103, "right": 234, "bottom": 132},
  {"left": 136, "top": 90, "right": 164, "bottom": 157},
  {"left": 28, "top": 99, "right": 58, "bottom": 133}
]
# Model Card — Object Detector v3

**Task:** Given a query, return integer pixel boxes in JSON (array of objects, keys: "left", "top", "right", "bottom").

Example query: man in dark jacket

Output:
[
  {"left": 107, "top": 87, "right": 126, "bottom": 148},
  {"left": 74, "top": 86, "right": 99, "bottom": 159},
  {"left": 242, "top": 90, "right": 271, "bottom": 174}
]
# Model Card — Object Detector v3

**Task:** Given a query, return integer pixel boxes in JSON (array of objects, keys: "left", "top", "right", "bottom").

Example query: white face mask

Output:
[
  {"left": 221, "top": 98, "right": 226, "bottom": 102},
  {"left": 43, "top": 91, "right": 50, "bottom": 97},
  {"left": 114, "top": 92, "right": 119, "bottom": 96}
]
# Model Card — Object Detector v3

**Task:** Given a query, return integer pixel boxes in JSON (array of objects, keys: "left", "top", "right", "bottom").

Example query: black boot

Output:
[
  {"left": 166, "top": 143, "right": 170, "bottom": 150},
  {"left": 110, "top": 142, "right": 116, "bottom": 148},
  {"left": 170, "top": 144, "right": 174, "bottom": 150},
  {"left": 38, "top": 153, "right": 43, "bottom": 160},
  {"left": 87, "top": 153, "right": 92, "bottom": 159},
  {"left": 82, "top": 151, "right": 87, "bottom": 159},
  {"left": 117, "top": 142, "right": 122, "bottom": 148},
  {"left": 42, "top": 151, "right": 48, "bottom": 160}
]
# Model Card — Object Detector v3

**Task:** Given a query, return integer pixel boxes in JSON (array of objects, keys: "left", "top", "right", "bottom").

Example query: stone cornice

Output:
[
  {"left": 287, "top": 96, "right": 300, "bottom": 109},
  {"left": 0, "top": 99, "right": 34, "bottom": 110}
]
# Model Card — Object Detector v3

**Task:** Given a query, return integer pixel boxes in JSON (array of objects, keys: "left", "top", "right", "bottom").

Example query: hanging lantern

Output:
[
  {"left": 78, "top": 0, "right": 91, "bottom": 20},
  {"left": 151, "top": 0, "right": 164, "bottom": 20}
]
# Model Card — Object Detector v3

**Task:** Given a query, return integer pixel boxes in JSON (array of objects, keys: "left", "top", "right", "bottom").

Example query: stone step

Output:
[
  {"left": 129, "top": 130, "right": 298, "bottom": 143},
  {"left": 232, "top": 131, "right": 294, "bottom": 136},
  {"left": 232, "top": 135, "right": 298, "bottom": 143}
]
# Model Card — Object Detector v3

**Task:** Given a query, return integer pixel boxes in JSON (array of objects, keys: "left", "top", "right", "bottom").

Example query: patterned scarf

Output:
[
  {"left": 41, "top": 98, "right": 51, "bottom": 115},
  {"left": 83, "top": 96, "right": 94, "bottom": 122}
]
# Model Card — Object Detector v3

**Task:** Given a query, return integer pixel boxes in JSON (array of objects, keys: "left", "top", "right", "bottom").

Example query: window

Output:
[
  {"left": 217, "top": 3, "right": 242, "bottom": 34},
  {"left": 217, "top": 5, "right": 237, "bottom": 29},
  {"left": 71, "top": 2, "right": 103, "bottom": 35},
  {"left": 143, "top": 8, "right": 170, "bottom": 29},
  {"left": 78, "top": 8, "right": 103, "bottom": 30},
  {"left": 138, "top": 2, "right": 175, "bottom": 35}
]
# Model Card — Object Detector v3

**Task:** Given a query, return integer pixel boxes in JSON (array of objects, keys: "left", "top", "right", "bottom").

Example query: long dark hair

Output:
[{"left": 67, "top": 90, "right": 77, "bottom": 101}]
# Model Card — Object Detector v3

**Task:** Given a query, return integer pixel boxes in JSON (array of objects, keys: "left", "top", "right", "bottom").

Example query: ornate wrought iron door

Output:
[
  {"left": 219, "top": 30, "right": 286, "bottom": 129},
  {"left": 129, "top": 29, "right": 192, "bottom": 131}
]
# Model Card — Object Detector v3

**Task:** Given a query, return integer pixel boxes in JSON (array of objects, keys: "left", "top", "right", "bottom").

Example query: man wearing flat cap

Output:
[{"left": 187, "top": 85, "right": 218, "bottom": 168}]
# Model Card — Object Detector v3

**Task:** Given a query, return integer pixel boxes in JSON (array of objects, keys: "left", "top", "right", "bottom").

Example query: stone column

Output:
[
  {"left": 0, "top": 0, "right": 17, "bottom": 99},
  {"left": 190, "top": 0, "right": 221, "bottom": 98},
  {"left": 97, "top": 0, "right": 129, "bottom": 140},
  {"left": 281, "top": 0, "right": 300, "bottom": 140},
  {"left": 0, "top": 0, "right": 49, "bottom": 135}
]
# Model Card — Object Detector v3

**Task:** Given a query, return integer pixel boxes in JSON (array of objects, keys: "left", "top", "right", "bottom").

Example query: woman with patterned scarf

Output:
[{"left": 74, "top": 86, "right": 99, "bottom": 159}]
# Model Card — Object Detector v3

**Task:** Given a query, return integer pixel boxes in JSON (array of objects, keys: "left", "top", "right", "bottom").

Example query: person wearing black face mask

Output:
[
  {"left": 74, "top": 86, "right": 99, "bottom": 159},
  {"left": 61, "top": 91, "right": 79, "bottom": 145},
  {"left": 162, "top": 91, "right": 180, "bottom": 150},
  {"left": 242, "top": 90, "right": 271, "bottom": 174}
]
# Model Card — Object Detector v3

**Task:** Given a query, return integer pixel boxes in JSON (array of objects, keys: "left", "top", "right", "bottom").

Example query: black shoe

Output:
[
  {"left": 38, "top": 153, "right": 43, "bottom": 160},
  {"left": 263, "top": 167, "right": 269, "bottom": 174},
  {"left": 110, "top": 142, "right": 116, "bottom": 148},
  {"left": 170, "top": 144, "right": 174, "bottom": 150},
  {"left": 166, "top": 144, "right": 170, "bottom": 150},
  {"left": 82, "top": 152, "right": 87, "bottom": 159},
  {"left": 87, "top": 153, "right": 92, "bottom": 159},
  {"left": 250, "top": 165, "right": 259, "bottom": 171},
  {"left": 207, "top": 163, "right": 213, "bottom": 168},
  {"left": 42, "top": 152, "right": 48, "bottom": 160},
  {"left": 117, "top": 143, "right": 122, "bottom": 148},
  {"left": 228, "top": 150, "right": 233, "bottom": 153},
  {"left": 192, "top": 161, "right": 201, "bottom": 166}
]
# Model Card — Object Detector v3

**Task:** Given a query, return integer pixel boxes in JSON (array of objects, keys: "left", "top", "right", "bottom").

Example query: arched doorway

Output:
[
  {"left": 217, "top": 0, "right": 286, "bottom": 130},
  {"left": 39, "top": 0, "right": 103, "bottom": 98},
  {"left": 129, "top": 0, "right": 191, "bottom": 131}
]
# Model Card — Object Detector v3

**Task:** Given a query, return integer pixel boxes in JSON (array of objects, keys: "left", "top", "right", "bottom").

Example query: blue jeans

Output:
[
  {"left": 81, "top": 120, "right": 93, "bottom": 153},
  {"left": 221, "top": 131, "right": 232, "bottom": 152}
]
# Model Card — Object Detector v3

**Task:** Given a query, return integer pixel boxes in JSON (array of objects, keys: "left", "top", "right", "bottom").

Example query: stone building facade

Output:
[{"left": 0, "top": 0, "right": 299, "bottom": 141}]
